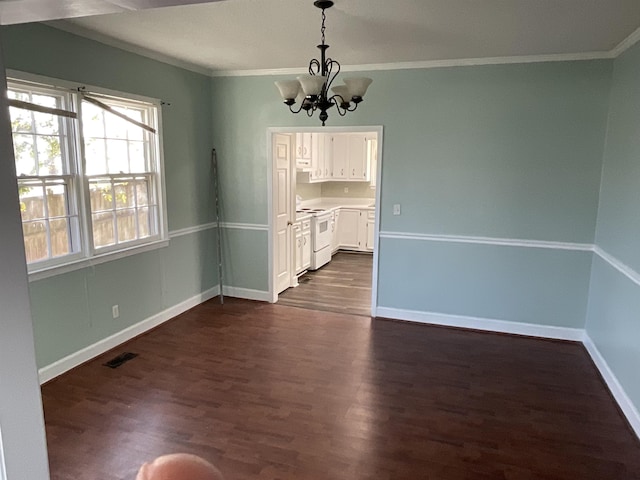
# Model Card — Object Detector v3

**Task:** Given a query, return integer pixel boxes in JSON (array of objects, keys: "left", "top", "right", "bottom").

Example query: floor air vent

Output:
[{"left": 103, "top": 352, "right": 138, "bottom": 369}]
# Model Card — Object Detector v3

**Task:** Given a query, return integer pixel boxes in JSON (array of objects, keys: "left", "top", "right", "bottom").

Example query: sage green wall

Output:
[
  {"left": 211, "top": 60, "right": 611, "bottom": 327},
  {"left": 586, "top": 41, "right": 640, "bottom": 412},
  {"left": 2, "top": 24, "right": 218, "bottom": 368}
]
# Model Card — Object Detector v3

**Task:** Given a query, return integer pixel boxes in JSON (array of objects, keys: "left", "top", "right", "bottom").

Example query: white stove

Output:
[{"left": 296, "top": 207, "right": 333, "bottom": 270}]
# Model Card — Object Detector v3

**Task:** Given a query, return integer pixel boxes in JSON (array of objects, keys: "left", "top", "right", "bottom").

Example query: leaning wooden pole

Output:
[{"left": 212, "top": 148, "right": 224, "bottom": 305}]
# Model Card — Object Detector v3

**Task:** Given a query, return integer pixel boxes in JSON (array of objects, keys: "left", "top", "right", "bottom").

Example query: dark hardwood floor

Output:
[
  {"left": 42, "top": 298, "right": 640, "bottom": 480},
  {"left": 278, "top": 251, "right": 372, "bottom": 316}
]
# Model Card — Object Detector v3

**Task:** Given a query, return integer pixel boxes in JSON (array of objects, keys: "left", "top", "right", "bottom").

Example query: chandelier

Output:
[{"left": 275, "top": 0, "right": 372, "bottom": 126}]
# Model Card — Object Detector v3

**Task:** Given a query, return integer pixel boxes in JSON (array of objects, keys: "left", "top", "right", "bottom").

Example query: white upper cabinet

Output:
[
  {"left": 331, "top": 134, "right": 349, "bottom": 180},
  {"left": 297, "top": 131, "right": 376, "bottom": 184},
  {"left": 348, "top": 133, "right": 368, "bottom": 181},
  {"left": 295, "top": 132, "right": 313, "bottom": 168}
]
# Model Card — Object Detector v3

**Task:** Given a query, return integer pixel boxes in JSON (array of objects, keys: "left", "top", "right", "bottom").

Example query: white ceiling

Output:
[{"left": 7, "top": 0, "right": 640, "bottom": 74}]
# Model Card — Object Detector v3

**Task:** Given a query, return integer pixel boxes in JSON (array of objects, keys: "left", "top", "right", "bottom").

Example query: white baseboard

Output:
[
  {"left": 38, "top": 286, "right": 220, "bottom": 384},
  {"left": 374, "top": 307, "right": 585, "bottom": 341},
  {"left": 221, "top": 286, "right": 271, "bottom": 302},
  {"left": 582, "top": 334, "right": 640, "bottom": 439}
]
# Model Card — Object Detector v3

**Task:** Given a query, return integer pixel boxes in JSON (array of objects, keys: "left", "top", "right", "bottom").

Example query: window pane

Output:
[
  {"left": 116, "top": 209, "right": 137, "bottom": 243},
  {"left": 32, "top": 93, "right": 58, "bottom": 109},
  {"left": 19, "top": 184, "right": 45, "bottom": 221},
  {"left": 105, "top": 112, "right": 128, "bottom": 139},
  {"left": 89, "top": 182, "right": 113, "bottom": 212},
  {"left": 8, "top": 90, "right": 29, "bottom": 102},
  {"left": 107, "top": 139, "right": 129, "bottom": 173},
  {"left": 22, "top": 221, "right": 49, "bottom": 263},
  {"left": 46, "top": 184, "right": 68, "bottom": 218},
  {"left": 92, "top": 212, "right": 115, "bottom": 248},
  {"left": 12, "top": 134, "right": 37, "bottom": 176},
  {"left": 129, "top": 141, "right": 146, "bottom": 171},
  {"left": 135, "top": 180, "right": 149, "bottom": 207},
  {"left": 85, "top": 138, "right": 107, "bottom": 175},
  {"left": 137, "top": 207, "right": 150, "bottom": 238},
  {"left": 114, "top": 181, "right": 134, "bottom": 209},
  {"left": 33, "top": 111, "right": 59, "bottom": 135},
  {"left": 10, "top": 107, "right": 33, "bottom": 133},
  {"left": 50, "top": 218, "right": 70, "bottom": 257},
  {"left": 36, "top": 135, "right": 63, "bottom": 175},
  {"left": 82, "top": 103, "right": 105, "bottom": 138}
]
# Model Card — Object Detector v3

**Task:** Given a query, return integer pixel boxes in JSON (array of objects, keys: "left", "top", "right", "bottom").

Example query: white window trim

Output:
[{"left": 7, "top": 70, "right": 170, "bottom": 281}]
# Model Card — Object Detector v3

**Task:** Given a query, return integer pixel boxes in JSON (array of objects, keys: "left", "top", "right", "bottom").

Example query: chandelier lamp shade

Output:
[{"left": 275, "top": 0, "right": 372, "bottom": 126}]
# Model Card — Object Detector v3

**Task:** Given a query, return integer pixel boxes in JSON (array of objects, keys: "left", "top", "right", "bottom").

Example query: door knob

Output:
[{"left": 287, "top": 221, "right": 293, "bottom": 226}]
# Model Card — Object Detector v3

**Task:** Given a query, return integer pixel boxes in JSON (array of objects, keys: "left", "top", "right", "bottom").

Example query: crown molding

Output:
[
  {"left": 45, "top": 21, "right": 212, "bottom": 76},
  {"left": 210, "top": 51, "right": 613, "bottom": 77},
  {"left": 610, "top": 25, "right": 640, "bottom": 58}
]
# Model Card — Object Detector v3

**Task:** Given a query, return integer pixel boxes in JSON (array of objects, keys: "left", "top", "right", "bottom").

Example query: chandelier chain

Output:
[{"left": 321, "top": 9, "right": 326, "bottom": 45}]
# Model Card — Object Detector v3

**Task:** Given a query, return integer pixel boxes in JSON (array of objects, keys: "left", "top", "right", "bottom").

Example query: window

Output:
[{"left": 8, "top": 74, "right": 167, "bottom": 276}]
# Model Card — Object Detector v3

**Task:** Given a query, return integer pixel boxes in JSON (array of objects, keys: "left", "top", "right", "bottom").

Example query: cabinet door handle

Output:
[
  {"left": 303, "top": 237, "right": 307, "bottom": 245},
  {"left": 352, "top": 168, "right": 355, "bottom": 176}
]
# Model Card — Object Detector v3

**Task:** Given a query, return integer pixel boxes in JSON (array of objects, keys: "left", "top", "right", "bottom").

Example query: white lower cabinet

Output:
[
  {"left": 295, "top": 218, "right": 311, "bottom": 275},
  {"left": 336, "top": 208, "right": 374, "bottom": 252},
  {"left": 302, "top": 228, "right": 311, "bottom": 271},
  {"left": 365, "top": 210, "right": 375, "bottom": 251},
  {"left": 331, "top": 210, "right": 340, "bottom": 253},
  {"left": 337, "top": 209, "right": 360, "bottom": 249}
]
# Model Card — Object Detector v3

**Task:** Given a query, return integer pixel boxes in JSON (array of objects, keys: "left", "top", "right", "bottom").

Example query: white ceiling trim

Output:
[
  {"left": 611, "top": 25, "right": 640, "bottom": 58},
  {"left": 209, "top": 51, "right": 615, "bottom": 77}
]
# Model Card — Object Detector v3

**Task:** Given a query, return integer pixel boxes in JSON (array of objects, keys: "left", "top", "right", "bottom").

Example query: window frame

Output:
[{"left": 7, "top": 70, "right": 169, "bottom": 281}]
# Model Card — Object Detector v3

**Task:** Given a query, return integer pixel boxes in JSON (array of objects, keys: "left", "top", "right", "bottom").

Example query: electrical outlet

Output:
[
  {"left": 393, "top": 204, "right": 401, "bottom": 215},
  {"left": 344, "top": 187, "right": 349, "bottom": 193},
  {"left": 112, "top": 305, "right": 120, "bottom": 319}
]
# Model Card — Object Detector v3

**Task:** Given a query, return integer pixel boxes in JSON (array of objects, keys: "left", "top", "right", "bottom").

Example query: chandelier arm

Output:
[
  {"left": 329, "top": 95, "right": 348, "bottom": 116},
  {"left": 324, "top": 58, "right": 341, "bottom": 94},
  {"left": 309, "top": 59, "right": 321, "bottom": 76},
  {"left": 288, "top": 103, "right": 306, "bottom": 114}
]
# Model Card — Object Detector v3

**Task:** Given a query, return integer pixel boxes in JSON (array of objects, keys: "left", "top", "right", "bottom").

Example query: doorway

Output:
[{"left": 267, "top": 126, "right": 383, "bottom": 317}]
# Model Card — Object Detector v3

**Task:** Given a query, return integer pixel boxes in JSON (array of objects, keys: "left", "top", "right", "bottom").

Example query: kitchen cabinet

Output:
[
  {"left": 331, "top": 134, "right": 349, "bottom": 180},
  {"left": 302, "top": 226, "right": 311, "bottom": 271},
  {"left": 331, "top": 133, "right": 369, "bottom": 181},
  {"left": 295, "top": 132, "right": 313, "bottom": 168},
  {"left": 348, "top": 134, "right": 368, "bottom": 180},
  {"left": 337, "top": 209, "right": 360, "bottom": 249},
  {"left": 331, "top": 210, "right": 340, "bottom": 253},
  {"left": 295, "top": 223, "right": 303, "bottom": 274},
  {"left": 365, "top": 210, "right": 375, "bottom": 251},
  {"left": 298, "top": 132, "right": 373, "bottom": 183},
  {"left": 298, "top": 133, "right": 331, "bottom": 183},
  {"left": 295, "top": 218, "right": 311, "bottom": 275},
  {"left": 335, "top": 208, "right": 374, "bottom": 253}
]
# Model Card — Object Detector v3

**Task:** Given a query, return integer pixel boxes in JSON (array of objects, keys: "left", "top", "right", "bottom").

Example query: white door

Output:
[{"left": 274, "top": 133, "right": 293, "bottom": 294}]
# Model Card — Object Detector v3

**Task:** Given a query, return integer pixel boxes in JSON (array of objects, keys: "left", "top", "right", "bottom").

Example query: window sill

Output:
[{"left": 28, "top": 238, "right": 170, "bottom": 282}]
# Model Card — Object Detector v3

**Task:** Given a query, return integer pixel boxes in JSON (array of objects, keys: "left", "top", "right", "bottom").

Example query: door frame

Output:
[{"left": 267, "top": 125, "right": 384, "bottom": 316}]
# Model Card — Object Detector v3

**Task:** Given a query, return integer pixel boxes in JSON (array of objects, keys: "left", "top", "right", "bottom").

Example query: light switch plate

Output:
[{"left": 393, "top": 204, "right": 401, "bottom": 215}]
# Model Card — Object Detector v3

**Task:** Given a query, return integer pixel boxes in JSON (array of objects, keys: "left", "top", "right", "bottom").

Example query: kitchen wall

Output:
[
  {"left": 321, "top": 182, "right": 375, "bottom": 199},
  {"left": 1, "top": 23, "right": 217, "bottom": 369},
  {"left": 296, "top": 183, "right": 321, "bottom": 201},
  {"left": 211, "top": 60, "right": 612, "bottom": 326},
  {"left": 586, "top": 40, "right": 640, "bottom": 416}
]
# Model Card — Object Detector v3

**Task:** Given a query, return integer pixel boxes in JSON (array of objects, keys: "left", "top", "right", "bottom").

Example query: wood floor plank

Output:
[
  {"left": 277, "top": 252, "right": 373, "bottom": 316},
  {"left": 41, "top": 299, "right": 640, "bottom": 479}
]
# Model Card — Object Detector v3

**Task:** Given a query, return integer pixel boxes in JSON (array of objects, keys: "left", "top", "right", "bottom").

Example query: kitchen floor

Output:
[{"left": 278, "top": 251, "right": 373, "bottom": 316}]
